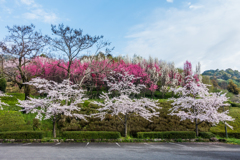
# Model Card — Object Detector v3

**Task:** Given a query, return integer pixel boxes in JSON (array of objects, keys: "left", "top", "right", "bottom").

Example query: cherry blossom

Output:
[
  {"left": 17, "top": 78, "right": 88, "bottom": 137},
  {"left": 169, "top": 76, "right": 234, "bottom": 136},
  {"left": 92, "top": 72, "right": 161, "bottom": 137}
]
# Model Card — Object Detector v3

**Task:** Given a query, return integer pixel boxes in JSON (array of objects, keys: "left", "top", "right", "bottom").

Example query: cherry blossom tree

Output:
[
  {"left": 92, "top": 72, "right": 161, "bottom": 137},
  {"left": 17, "top": 78, "right": 88, "bottom": 138},
  {"left": 169, "top": 76, "right": 234, "bottom": 136}
]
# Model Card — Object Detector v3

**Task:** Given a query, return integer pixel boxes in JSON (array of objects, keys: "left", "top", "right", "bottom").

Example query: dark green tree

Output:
[
  {"left": 0, "top": 76, "right": 7, "bottom": 92},
  {"left": 227, "top": 80, "right": 239, "bottom": 95}
]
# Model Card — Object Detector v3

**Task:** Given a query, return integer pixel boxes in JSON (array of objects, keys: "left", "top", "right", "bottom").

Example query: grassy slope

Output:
[
  {"left": 0, "top": 93, "right": 53, "bottom": 132},
  {"left": 210, "top": 107, "right": 240, "bottom": 133}
]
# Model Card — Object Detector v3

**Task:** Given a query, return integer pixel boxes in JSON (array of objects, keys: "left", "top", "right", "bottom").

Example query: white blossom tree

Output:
[
  {"left": 159, "top": 61, "right": 170, "bottom": 98},
  {"left": 168, "top": 62, "right": 179, "bottom": 97},
  {"left": 92, "top": 72, "right": 161, "bottom": 137},
  {"left": 169, "top": 76, "right": 234, "bottom": 136},
  {"left": 17, "top": 78, "right": 88, "bottom": 138}
]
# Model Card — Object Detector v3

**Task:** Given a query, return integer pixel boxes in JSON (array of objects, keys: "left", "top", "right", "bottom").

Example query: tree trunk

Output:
[
  {"left": 124, "top": 114, "right": 128, "bottom": 137},
  {"left": 53, "top": 117, "right": 56, "bottom": 138},
  {"left": 24, "top": 84, "right": 30, "bottom": 100},
  {"left": 172, "top": 91, "right": 174, "bottom": 97},
  {"left": 195, "top": 118, "right": 198, "bottom": 137},
  {"left": 151, "top": 91, "right": 154, "bottom": 99},
  {"left": 162, "top": 91, "right": 165, "bottom": 99}
]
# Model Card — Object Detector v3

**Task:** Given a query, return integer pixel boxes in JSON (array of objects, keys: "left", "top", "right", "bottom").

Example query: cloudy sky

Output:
[{"left": 0, "top": 0, "right": 239, "bottom": 72}]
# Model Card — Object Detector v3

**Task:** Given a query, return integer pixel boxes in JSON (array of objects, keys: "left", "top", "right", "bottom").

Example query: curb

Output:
[{"left": 0, "top": 138, "right": 222, "bottom": 143}]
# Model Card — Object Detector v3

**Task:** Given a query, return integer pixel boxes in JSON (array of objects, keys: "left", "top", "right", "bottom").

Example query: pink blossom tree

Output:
[
  {"left": 169, "top": 76, "right": 234, "bottom": 136},
  {"left": 92, "top": 72, "right": 161, "bottom": 137},
  {"left": 17, "top": 78, "right": 88, "bottom": 138}
]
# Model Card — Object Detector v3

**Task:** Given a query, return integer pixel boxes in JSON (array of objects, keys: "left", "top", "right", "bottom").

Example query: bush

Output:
[
  {"left": 0, "top": 76, "right": 7, "bottom": 93},
  {"left": 137, "top": 131, "right": 196, "bottom": 139},
  {"left": 199, "top": 132, "right": 215, "bottom": 139},
  {"left": 33, "top": 118, "right": 41, "bottom": 131},
  {"left": 0, "top": 111, "right": 32, "bottom": 132},
  {"left": 0, "top": 131, "right": 43, "bottom": 139},
  {"left": 212, "top": 132, "right": 240, "bottom": 139},
  {"left": 62, "top": 131, "right": 121, "bottom": 139},
  {"left": 230, "top": 102, "right": 240, "bottom": 108}
]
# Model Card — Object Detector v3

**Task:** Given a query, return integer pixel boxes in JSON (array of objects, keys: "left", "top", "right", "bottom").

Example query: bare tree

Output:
[
  {"left": 0, "top": 24, "right": 45, "bottom": 100},
  {"left": 45, "top": 24, "right": 112, "bottom": 79}
]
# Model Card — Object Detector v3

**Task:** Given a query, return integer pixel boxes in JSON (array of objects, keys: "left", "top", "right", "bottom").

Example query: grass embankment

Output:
[
  {"left": 0, "top": 93, "right": 53, "bottom": 132},
  {"left": 210, "top": 107, "right": 240, "bottom": 133}
]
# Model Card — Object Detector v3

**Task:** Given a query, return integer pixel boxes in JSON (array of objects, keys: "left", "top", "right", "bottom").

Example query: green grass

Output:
[
  {"left": 0, "top": 93, "right": 24, "bottom": 111},
  {"left": 226, "top": 138, "right": 240, "bottom": 145},
  {"left": 210, "top": 107, "right": 240, "bottom": 133},
  {"left": 1, "top": 93, "right": 53, "bottom": 132}
]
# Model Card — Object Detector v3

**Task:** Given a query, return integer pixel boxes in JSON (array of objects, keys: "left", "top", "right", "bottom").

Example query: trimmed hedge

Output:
[
  {"left": 62, "top": 131, "right": 121, "bottom": 139},
  {"left": 212, "top": 132, "right": 240, "bottom": 139},
  {"left": 199, "top": 132, "right": 215, "bottom": 139},
  {"left": 137, "top": 131, "right": 196, "bottom": 139},
  {"left": 0, "top": 131, "right": 43, "bottom": 139}
]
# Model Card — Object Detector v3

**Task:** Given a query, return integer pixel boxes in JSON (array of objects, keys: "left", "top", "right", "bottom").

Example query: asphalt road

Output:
[{"left": 0, "top": 142, "right": 240, "bottom": 160}]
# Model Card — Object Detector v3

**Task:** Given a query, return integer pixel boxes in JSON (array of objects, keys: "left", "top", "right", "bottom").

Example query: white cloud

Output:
[
  {"left": 189, "top": 5, "right": 204, "bottom": 9},
  {"left": 20, "top": 0, "right": 58, "bottom": 23},
  {"left": 23, "top": 9, "right": 57, "bottom": 23},
  {"left": 20, "top": 0, "right": 34, "bottom": 5},
  {"left": 124, "top": 0, "right": 240, "bottom": 72},
  {"left": 166, "top": 0, "right": 173, "bottom": 3}
]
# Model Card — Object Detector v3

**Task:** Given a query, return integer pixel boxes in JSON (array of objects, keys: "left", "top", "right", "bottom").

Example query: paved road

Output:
[{"left": 0, "top": 142, "right": 240, "bottom": 160}]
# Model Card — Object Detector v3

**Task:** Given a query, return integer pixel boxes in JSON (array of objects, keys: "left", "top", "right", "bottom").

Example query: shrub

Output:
[
  {"left": 0, "top": 131, "right": 43, "bottom": 139},
  {"left": 199, "top": 132, "right": 215, "bottom": 139},
  {"left": 62, "top": 131, "right": 121, "bottom": 139},
  {"left": 230, "top": 102, "right": 240, "bottom": 108},
  {"left": 137, "top": 131, "right": 196, "bottom": 139},
  {"left": 0, "top": 76, "right": 7, "bottom": 93},
  {"left": 212, "top": 132, "right": 240, "bottom": 139},
  {"left": 33, "top": 118, "right": 41, "bottom": 131}
]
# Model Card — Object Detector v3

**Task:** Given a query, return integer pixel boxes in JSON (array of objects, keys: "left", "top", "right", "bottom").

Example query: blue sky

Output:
[{"left": 0, "top": 0, "right": 240, "bottom": 72}]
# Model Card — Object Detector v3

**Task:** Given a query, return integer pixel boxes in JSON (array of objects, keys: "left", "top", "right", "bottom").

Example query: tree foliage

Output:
[{"left": 227, "top": 80, "right": 239, "bottom": 95}]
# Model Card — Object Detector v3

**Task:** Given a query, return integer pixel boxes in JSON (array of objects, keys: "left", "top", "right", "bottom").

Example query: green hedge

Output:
[
  {"left": 137, "top": 131, "right": 196, "bottom": 139},
  {"left": 62, "top": 131, "right": 121, "bottom": 139},
  {"left": 199, "top": 132, "right": 215, "bottom": 139},
  {"left": 230, "top": 102, "right": 240, "bottom": 108},
  {"left": 0, "top": 131, "right": 43, "bottom": 139},
  {"left": 212, "top": 132, "right": 240, "bottom": 139}
]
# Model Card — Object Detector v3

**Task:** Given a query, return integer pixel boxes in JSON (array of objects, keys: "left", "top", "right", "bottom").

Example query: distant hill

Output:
[{"left": 202, "top": 68, "right": 240, "bottom": 81}]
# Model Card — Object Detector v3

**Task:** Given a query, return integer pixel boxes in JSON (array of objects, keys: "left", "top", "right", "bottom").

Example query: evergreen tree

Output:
[{"left": 227, "top": 80, "right": 239, "bottom": 95}]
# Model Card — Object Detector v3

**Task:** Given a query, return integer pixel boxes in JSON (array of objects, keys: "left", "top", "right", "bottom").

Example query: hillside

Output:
[{"left": 203, "top": 68, "right": 240, "bottom": 82}]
